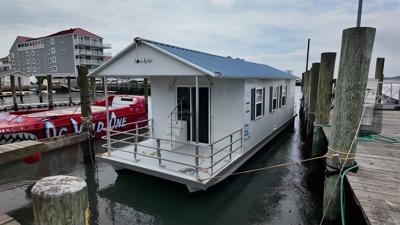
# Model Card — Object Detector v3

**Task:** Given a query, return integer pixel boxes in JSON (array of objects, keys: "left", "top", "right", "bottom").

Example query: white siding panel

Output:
[{"left": 98, "top": 44, "right": 204, "bottom": 76}]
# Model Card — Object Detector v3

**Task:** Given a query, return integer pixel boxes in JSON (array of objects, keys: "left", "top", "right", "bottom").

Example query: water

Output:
[{"left": 0, "top": 87, "right": 323, "bottom": 225}]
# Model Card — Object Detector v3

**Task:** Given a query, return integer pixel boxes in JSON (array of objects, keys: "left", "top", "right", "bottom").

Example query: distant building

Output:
[
  {"left": 9, "top": 28, "right": 111, "bottom": 78},
  {"left": 0, "top": 55, "right": 11, "bottom": 72}
]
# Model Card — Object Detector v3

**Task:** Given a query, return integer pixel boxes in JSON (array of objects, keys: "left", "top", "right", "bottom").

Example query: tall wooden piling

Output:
[
  {"left": 306, "top": 63, "right": 320, "bottom": 147},
  {"left": 375, "top": 57, "right": 385, "bottom": 100},
  {"left": 323, "top": 27, "right": 375, "bottom": 224},
  {"left": 17, "top": 76, "right": 23, "bottom": 103},
  {"left": 37, "top": 76, "right": 44, "bottom": 103},
  {"left": 32, "top": 175, "right": 89, "bottom": 225},
  {"left": 311, "top": 53, "right": 336, "bottom": 157},
  {"left": 67, "top": 76, "right": 73, "bottom": 105},
  {"left": 47, "top": 75, "right": 53, "bottom": 109},
  {"left": 10, "top": 75, "right": 17, "bottom": 111},
  {"left": 144, "top": 78, "right": 149, "bottom": 112},
  {"left": 301, "top": 70, "right": 310, "bottom": 138},
  {"left": 77, "top": 66, "right": 95, "bottom": 163},
  {"left": 90, "top": 77, "right": 96, "bottom": 102}
]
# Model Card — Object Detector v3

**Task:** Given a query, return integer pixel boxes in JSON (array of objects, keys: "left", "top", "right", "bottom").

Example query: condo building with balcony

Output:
[{"left": 8, "top": 28, "right": 111, "bottom": 80}]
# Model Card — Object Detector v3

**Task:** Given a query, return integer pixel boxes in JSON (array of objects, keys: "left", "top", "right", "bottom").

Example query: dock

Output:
[
  {"left": 0, "top": 101, "right": 80, "bottom": 112},
  {"left": 0, "top": 213, "right": 20, "bottom": 225},
  {"left": 0, "top": 133, "right": 88, "bottom": 165},
  {"left": 347, "top": 110, "right": 400, "bottom": 225}
]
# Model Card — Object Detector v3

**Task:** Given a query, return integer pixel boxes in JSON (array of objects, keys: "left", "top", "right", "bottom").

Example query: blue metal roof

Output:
[{"left": 140, "top": 38, "right": 295, "bottom": 79}]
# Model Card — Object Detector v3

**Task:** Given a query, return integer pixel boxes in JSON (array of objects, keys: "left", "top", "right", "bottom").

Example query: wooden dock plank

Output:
[
  {"left": 348, "top": 109, "right": 400, "bottom": 225},
  {"left": 0, "top": 213, "right": 20, "bottom": 225}
]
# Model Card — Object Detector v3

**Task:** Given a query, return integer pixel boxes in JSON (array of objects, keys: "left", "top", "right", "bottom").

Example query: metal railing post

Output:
[
  {"left": 229, "top": 134, "right": 233, "bottom": 161},
  {"left": 210, "top": 145, "right": 214, "bottom": 175},
  {"left": 134, "top": 123, "right": 138, "bottom": 161},
  {"left": 157, "top": 139, "right": 162, "bottom": 166},
  {"left": 240, "top": 129, "right": 243, "bottom": 153},
  {"left": 195, "top": 145, "right": 199, "bottom": 177},
  {"left": 390, "top": 82, "right": 393, "bottom": 98}
]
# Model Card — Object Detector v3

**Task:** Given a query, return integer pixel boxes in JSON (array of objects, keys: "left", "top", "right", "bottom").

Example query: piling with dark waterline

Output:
[
  {"left": 306, "top": 63, "right": 320, "bottom": 148},
  {"left": 17, "top": 76, "right": 23, "bottom": 103},
  {"left": 10, "top": 75, "right": 17, "bottom": 111},
  {"left": 67, "top": 76, "right": 73, "bottom": 105},
  {"left": 77, "top": 65, "right": 95, "bottom": 163}
]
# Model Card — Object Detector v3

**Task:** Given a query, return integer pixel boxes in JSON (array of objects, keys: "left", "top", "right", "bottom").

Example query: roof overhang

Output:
[{"left": 0, "top": 71, "right": 30, "bottom": 78}]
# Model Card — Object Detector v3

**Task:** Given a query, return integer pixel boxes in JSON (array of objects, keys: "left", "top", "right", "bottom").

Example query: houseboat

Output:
[
  {"left": 90, "top": 37, "right": 296, "bottom": 192},
  {"left": 0, "top": 95, "right": 147, "bottom": 144}
]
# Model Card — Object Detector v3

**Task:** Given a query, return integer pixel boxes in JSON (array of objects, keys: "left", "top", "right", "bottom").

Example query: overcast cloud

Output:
[{"left": 0, "top": 0, "right": 399, "bottom": 77}]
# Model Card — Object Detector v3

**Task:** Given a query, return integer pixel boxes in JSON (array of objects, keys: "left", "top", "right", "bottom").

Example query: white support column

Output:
[
  {"left": 195, "top": 75, "right": 199, "bottom": 144},
  {"left": 104, "top": 76, "right": 111, "bottom": 156}
]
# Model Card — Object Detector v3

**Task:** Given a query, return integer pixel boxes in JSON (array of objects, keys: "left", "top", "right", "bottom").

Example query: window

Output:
[
  {"left": 281, "top": 86, "right": 287, "bottom": 106},
  {"left": 50, "top": 38, "right": 55, "bottom": 45},
  {"left": 52, "top": 66, "right": 57, "bottom": 72},
  {"left": 51, "top": 48, "right": 56, "bottom": 54},
  {"left": 26, "top": 59, "right": 30, "bottom": 64},
  {"left": 48, "top": 58, "right": 51, "bottom": 64},
  {"left": 25, "top": 51, "right": 29, "bottom": 57},
  {"left": 27, "top": 67, "right": 31, "bottom": 73},
  {"left": 32, "top": 67, "right": 36, "bottom": 72},
  {"left": 49, "top": 67, "right": 52, "bottom": 72},
  {"left": 51, "top": 57, "right": 56, "bottom": 63},
  {"left": 47, "top": 49, "right": 50, "bottom": 55},
  {"left": 36, "top": 51, "right": 39, "bottom": 56},
  {"left": 31, "top": 51, "right": 35, "bottom": 56},
  {"left": 270, "top": 86, "right": 278, "bottom": 111},
  {"left": 251, "top": 87, "right": 265, "bottom": 120},
  {"left": 12, "top": 60, "right": 15, "bottom": 65},
  {"left": 37, "top": 59, "right": 40, "bottom": 64},
  {"left": 32, "top": 58, "right": 35, "bottom": 64},
  {"left": 11, "top": 52, "right": 15, "bottom": 58},
  {"left": 255, "top": 88, "right": 264, "bottom": 119}
]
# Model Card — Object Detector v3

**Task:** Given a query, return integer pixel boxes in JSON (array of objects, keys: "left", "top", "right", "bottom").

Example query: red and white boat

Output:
[{"left": 0, "top": 95, "right": 148, "bottom": 144}]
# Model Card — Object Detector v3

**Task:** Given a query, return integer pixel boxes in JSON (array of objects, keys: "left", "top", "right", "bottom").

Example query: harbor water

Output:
[{"left": 0, "top": 87, "right": 324, "bottom": 225}]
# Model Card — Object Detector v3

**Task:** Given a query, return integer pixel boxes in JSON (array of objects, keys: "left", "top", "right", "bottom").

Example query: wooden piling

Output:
[
  {"left": 67, "top": 76, "right": 73, "bottom": 105},
  {"left": 37, "top": 76, "right": 44, "bottom": 103},
  {"left": 323, "top": 27, "right": 375, "bottom": 224},
  {"left": 0, "top": 77, "right": 3, "bottom": 101},
  {"left": 306, "top": 63, "right": 320, "bottom": 147},
  {"left": 10, "top": 75, "right": 17, "bottom": 111},
  {"left": 32, "top": 175, "right": 89, "bottom": 225},
  {"left": 301, "top": 70, "right": 310, "bottom": 138},
  {"left": 144, "top": 78, "right": 149, "bottom": 112},
  {"left": 47, "top": 75, "right": 53, "bottom": 109},
  {"left": 17, "top": 76, "right": 23, "bottom": 103},
  {"left": 374, "top": 57, "right": 384, "bottom": 100},
  {"left": 77, "top": 66, "right": 95, "bottom": 163},
  {"left": 102, "top": 77, "right": 106, "bottom": 95},
  {"left": 90, "top": 77, "right": 96, "bottom": 102},
  {"left": 311, "top": 53, "right": 336, "bottom": 157}
]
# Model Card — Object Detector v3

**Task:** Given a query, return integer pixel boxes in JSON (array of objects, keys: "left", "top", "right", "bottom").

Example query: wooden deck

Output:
[
  {"left": 0, "top": 213, "right": 20, "bottom": 225},
  {"left": 347, "top": 110, "right": 400, "bottom": 225}
]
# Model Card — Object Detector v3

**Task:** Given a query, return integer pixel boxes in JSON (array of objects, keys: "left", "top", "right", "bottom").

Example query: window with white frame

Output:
[
  {"left": 48, "top": 58, "right": 51, "bottom": 64},
  {"left": 272, "top": 86, "right": 278, "bottom": 111},
  {"left": 47, "top": 49, "right": 50, "bottom": 55},
  {"left": 27, "top": 67, "right": 31, "bottom": 73},
  {"left": 49, "top": 67, "right": 52, "bottom": 72},
  {"left": 25, "top": 51, "right": 29, "bottom": 57},
  {"left": 281, "top": 86, "right": 287, "bottom": 106},
  {"left": 52, "top": 57, "right": 56, "bottom": 63},
  {"left": 36, "top": 51, "right": 39, "bottom": 56},
  {"left": 52, "top": 66, "right": 57, "bottom": 72},
  {"left": 51, "top": 48, "right": 56, "bottom": 54},
  {"left": 26, "top": 59, "right": 30, "bottom": 65},
  {"left": 32, "top": 58, "right": 35, "bottom": 64},
  {"left": 255, "top": 88, "right": 264, "bottom": 118},
  {"left": 32, "top": 67, "right": 36, "bottom": 72},
  {"left": 50, "top": 38, "right": 55, "bottom": 45},
  {"left": 31, "top": 51, "right": 35, "bottom": 56}
]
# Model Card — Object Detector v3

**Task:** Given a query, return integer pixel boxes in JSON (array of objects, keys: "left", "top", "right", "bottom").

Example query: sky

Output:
[{"left": 0, "top": 0, "right": 399, "bottom": 78}]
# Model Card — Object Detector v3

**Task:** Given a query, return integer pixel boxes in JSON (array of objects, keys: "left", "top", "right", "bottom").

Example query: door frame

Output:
[{"left": 175, "top": 85, "right": 211, "bottom": 145}]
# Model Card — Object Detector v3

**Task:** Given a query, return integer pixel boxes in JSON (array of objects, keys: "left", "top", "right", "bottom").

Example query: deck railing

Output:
[
  {"left": 102, "top": 119, "right": 243, "bottom": 179},
  {"left": 375, "top": 81, "right": 400, "bottom": 104}
]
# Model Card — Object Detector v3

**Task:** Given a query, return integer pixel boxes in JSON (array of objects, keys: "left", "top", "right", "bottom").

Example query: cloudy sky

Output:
[{"left": 0, "top": 0, "right": 399, "bottom": 77}]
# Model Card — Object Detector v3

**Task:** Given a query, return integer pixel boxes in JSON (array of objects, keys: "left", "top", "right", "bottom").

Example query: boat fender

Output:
[{"left": 23, "top": 152, "right": 42, "bottom": 164}]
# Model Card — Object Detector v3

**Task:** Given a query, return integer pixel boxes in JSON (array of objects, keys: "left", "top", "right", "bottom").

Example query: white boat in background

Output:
[{"left": 90, "top": 37, "right": 296, "bottom": 192}]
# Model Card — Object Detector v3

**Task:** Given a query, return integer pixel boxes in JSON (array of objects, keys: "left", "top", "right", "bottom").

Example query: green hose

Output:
[{"left": 340, "top": 163, "right": 359, "bottom": 225}]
